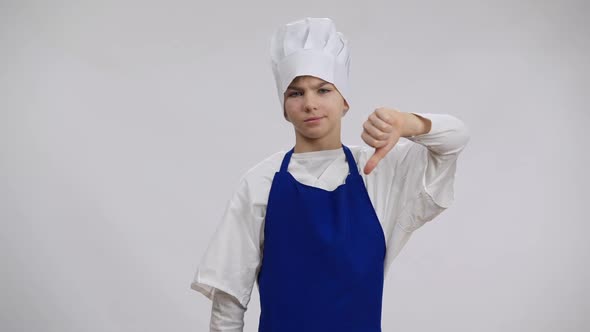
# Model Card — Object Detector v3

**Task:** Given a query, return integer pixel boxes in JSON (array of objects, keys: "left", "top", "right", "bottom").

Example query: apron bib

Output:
[{"left": 257, "top": 144, "right": 386, "bottom": 332}]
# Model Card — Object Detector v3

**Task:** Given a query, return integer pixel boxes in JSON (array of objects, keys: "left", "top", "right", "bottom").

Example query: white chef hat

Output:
[{"left": 270, "top": 17, "right": 351, "bottom": 120}]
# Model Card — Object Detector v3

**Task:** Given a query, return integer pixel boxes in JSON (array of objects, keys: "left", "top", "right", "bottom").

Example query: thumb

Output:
[{"left": 363, "top": 138, "right": 397, "bottom": 175}]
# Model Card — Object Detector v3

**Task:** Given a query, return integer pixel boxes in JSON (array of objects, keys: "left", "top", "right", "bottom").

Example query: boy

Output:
[{"left": 191, "top": 17, "right": 470, "bottom": 331}]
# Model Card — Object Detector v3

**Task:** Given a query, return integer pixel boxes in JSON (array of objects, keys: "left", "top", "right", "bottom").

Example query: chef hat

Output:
[{"left": 270, "top": 17, "right": 351, "bottom": 120}]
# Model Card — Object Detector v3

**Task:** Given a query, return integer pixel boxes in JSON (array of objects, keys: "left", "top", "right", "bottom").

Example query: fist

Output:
[{"left": 361, "top": 107, "right": 403, "bottom": 175}]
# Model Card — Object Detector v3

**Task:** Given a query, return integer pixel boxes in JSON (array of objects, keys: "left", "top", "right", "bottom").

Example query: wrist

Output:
[{"left": 398, "top": 112, "right": 431, "bottom": 137}]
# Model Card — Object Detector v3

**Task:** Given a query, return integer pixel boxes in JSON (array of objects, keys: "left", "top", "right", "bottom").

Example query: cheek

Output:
[
  {"left": 284, "top": 99, "right": 304, "bottom": 115},
  {"left": 284, "top": 98, "right": 297, "bottom": 109}
]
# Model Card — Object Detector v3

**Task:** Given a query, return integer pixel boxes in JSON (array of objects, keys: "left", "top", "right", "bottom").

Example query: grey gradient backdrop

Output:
[{"left": 1, "top": 0, "right": 588, "bottom": 331}]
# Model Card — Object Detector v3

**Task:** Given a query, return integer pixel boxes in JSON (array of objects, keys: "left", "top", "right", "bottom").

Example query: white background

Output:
[{"left": 1, "top": 0, "right": 588, "bottom": 331}]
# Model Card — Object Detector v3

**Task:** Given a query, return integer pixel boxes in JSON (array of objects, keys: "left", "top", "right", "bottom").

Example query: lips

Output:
[{"left": 304, "top": 116, "right": 324, "bottom": 122}]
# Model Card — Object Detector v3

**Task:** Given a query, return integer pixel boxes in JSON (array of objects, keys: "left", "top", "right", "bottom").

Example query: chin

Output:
[
  {"left": 297, "top": 128, "right": 330, "bottom": 139},
  {"left": 303, "top": 133, "right": 325, "bottom": 139}
]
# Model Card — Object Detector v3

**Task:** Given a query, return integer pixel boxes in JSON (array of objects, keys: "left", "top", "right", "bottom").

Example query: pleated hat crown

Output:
[{"left": 270, "top": 17, "right": 351, "bottom": 120}]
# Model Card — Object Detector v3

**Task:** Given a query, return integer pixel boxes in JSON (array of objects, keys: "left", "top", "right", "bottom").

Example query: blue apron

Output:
[{"left": 257, "top": 144, "right": 386, "bottom": 332}]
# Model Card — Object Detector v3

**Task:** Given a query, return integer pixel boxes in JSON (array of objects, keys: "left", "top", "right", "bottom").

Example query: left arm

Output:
[{"left": 363, "top": 107, "right": 470, "bottom": 219}]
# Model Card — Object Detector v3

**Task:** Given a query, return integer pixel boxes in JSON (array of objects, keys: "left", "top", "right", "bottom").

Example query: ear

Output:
[{"left": 343, "top": 99, "right": 350, "bottom": 115}]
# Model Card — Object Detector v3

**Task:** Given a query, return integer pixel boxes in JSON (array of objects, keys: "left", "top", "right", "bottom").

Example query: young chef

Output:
[{"left": 191, "top": 17, "right": 470, "bottom": 331}]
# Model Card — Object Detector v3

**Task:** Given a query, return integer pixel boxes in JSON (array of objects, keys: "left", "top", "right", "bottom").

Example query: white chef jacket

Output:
[{"left": 191, "top": 113, "right": 470, "bottom": 331}]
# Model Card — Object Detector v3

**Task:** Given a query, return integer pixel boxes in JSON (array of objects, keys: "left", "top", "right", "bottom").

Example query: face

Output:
[{"left": 283, "top": 75, "right": 350, "bottom": 141}]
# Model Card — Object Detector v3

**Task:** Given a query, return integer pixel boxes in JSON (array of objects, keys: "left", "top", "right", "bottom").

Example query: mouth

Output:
[{"left": 304, "top": 116, "right": 324, "bottom": 122}]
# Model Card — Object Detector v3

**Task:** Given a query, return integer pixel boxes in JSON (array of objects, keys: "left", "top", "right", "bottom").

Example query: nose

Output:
[{"left": 303, "top": 93, "right": 318, "bottom": 111}]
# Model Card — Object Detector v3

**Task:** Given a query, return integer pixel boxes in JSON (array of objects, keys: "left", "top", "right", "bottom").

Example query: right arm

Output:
[{"left": 190, "top": 173, "right": 266, "bottom": 331}]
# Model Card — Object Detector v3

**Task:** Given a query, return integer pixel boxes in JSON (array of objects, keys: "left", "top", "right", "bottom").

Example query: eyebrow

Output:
[{"left": 286, "top": 81, "right": 332, "bottom": 91}]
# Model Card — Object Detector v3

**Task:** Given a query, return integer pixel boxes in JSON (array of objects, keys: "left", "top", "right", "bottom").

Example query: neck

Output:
[{"left": 293, "top": 129, "right": 342, "bottom": 153}]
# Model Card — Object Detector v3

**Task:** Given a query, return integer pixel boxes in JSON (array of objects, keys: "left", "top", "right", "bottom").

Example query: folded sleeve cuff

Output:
[
  {"left": 406, "top": 112, "right": 471, "bottom": 156},
  {"left": 190, "top": 268, "right": 253, "bottom": 310}
]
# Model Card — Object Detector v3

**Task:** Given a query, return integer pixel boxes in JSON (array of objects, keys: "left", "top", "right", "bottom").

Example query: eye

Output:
[
  {"left": 287, "top": 91, "right": 302, "bottom": 97},
  {"left": 318, "top": 88, "right": 331, "bottom": 94}
]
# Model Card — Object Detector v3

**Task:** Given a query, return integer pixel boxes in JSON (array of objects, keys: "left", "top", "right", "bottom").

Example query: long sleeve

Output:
[
  {"left": 409, "top": 112, "right": 470, "bottom": 205},
  {"left": 210, "top": 288, "right": 247, "bottom": 332},
  {"left": 399, "top": 112, "right": 470, "bottom": 230}
]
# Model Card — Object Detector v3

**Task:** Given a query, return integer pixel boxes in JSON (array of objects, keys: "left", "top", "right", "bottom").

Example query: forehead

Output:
[{"left": 287, "top": 75, "right": 332, "bottom": 89}]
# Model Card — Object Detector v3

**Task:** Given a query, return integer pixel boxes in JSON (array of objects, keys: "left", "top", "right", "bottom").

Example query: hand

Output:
[{"left": 361, "top": 107, "right": 404, "bottom": 175}]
